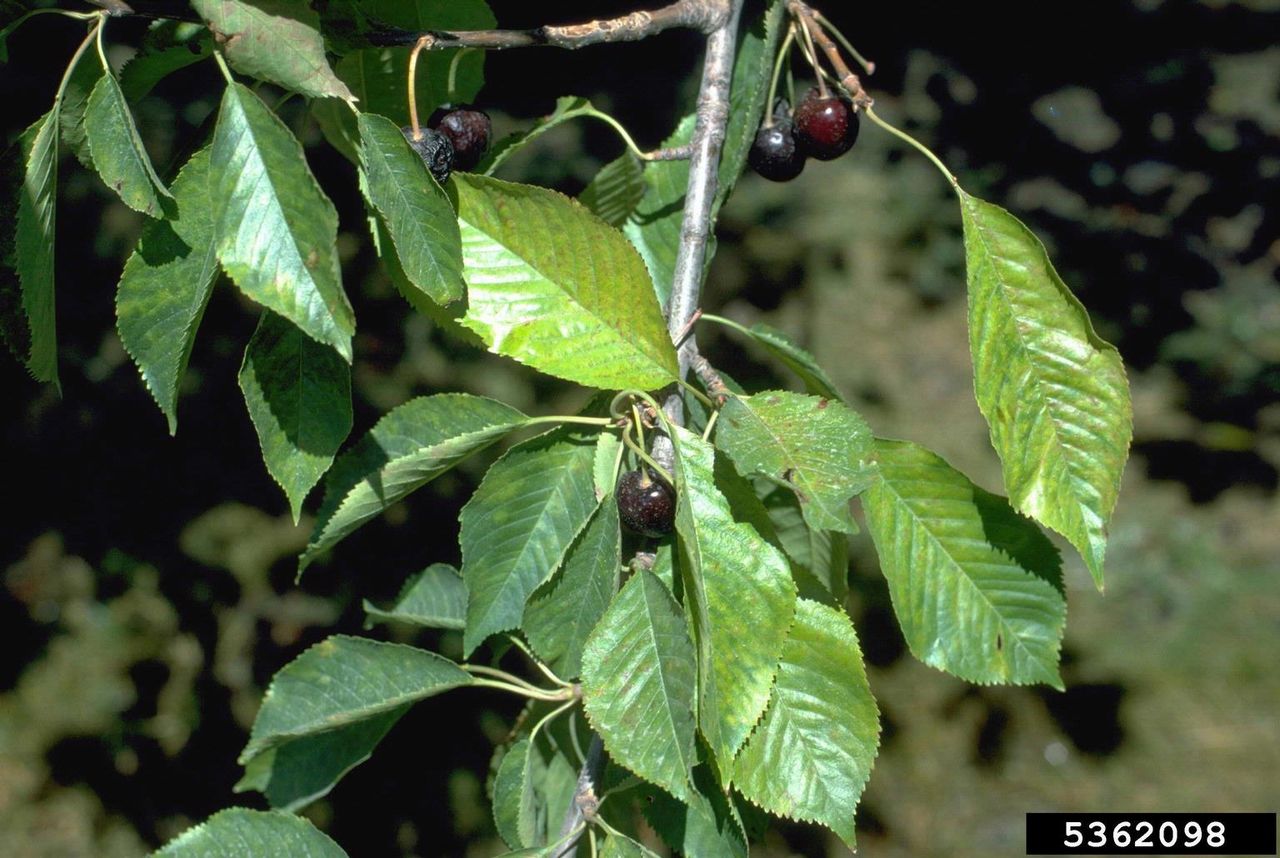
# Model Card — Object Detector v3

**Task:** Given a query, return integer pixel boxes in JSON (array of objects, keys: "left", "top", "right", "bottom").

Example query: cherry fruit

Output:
[
  {"left": 748, "top": 118, "right": 806, "bottom": 182},
  {"left": 429, "top": 105, "right": 491, "bottom": 172},
  {"left": 401, "top": 126, "right": 454, "bottom": 185},
  {"left": 616, "top": 469, "right": 676, "bottom": 538},
  {"left": 793, "top": 87, "right": 859, "bottom": 161}
]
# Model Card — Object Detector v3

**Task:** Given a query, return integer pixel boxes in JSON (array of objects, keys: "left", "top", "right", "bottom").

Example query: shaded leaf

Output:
[
  {"left": 643, "top": 773, "right": 748, "bottom": 858},
  {"left": 582, "top": 569, "right": 697, "bottom": 803},
  {"left": 363, "top": 563, "right": 466, "bottom": 630},
  {"left": 716, "top": 391, "right": 875, "bottom": 534},
  {"left": 1, "top": 112, "right": 58, "bottom": 384},
  {"left": 961, "top": 191, "right": 1131, "bottom": 587},
  {"left": 240, "top": 635, "right": 470, "bottom": 763},
  {"left": 600, "top": 832, "right": 661, "bottom": 858},
  {"left": 492, "top": 734, "right": 577, "bottom": 850},
  {"left": 861, "top": 439, "right": 1067, "bottom": 687},
  {"left": 455, "top": 174, "right": 678, "bottom": 390},
  {"left": 119, "top": 23, "right": 213, "bottom": 101},
  {"left": 706, "top": 316, "right": 842, "bottom": 400},
  {"left": 84, "top": 73, "right": 172, "bottom": 216},
  {"left": 482, "top": 96, "right": 620, "bottom": 176},
  {"left": 523, "top": 495, "right": 622, "bottom": 678},
  {"left": 115, "top": 146, "right": 219, "bottom": 433},
  {"left": 210, "top": 82, "right": 354, "bottom": 359},
  {"left": 192, "top": 0, "right": 354, "bottom": 101},
  {"left": 670, "top": 424, "right": 796, "bottom": 772},
  {"left": 300, "top": 394, "right": 526, "bottom": 571},
  {"left": 57, "top": 46, "right": 103, "bottom": 169},
  {"left": 155, "top": 808, "right": 347, "bottom": 857},
  {"left": 732, "top": 600, "right": 880, "bottom": 850},
  {"left": 461, "top": 427, "right": 600, "bottom": 654},
  {"left": 579, "top": 153, "right": 646, "bottom": 228},
  {"left": 235, "top": 705, "right": 406, "bottom": 811},
  {"left": 239, "top": 311, "right": 353, "bottom": 521},
  {"left": 759, "top": 482, "right": 849, "bottom": 603},
  {"left": 358, "top": 112, "right": 464, "bottom": 306}
]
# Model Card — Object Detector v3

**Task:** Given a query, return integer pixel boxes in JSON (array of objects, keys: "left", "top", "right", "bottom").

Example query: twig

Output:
[
  {"left": 551, "top": 735, "right": 604, "bottom": 858},
  {"left": 370, "top": 0, "right": 726, "bottom": 49},
  {"left": 651, "top": 0, "right": 743, "bottom": 471},
  {"left": 788, "top": 0, "right": 872, "bottom": 108}
]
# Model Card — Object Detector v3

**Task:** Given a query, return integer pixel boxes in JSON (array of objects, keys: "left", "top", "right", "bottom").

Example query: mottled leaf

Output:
[
  {"left": 862, "top": 439, "right": 1066, "bottom": 687},
  {"left": 670, "top": 424, "right": 797, "bottom": 772},
  {"left": 582, "top": 569, "right": 697, "bottom": 802},
  {"left": 192, "top": 0, "right": 354, "bottom": 101},
  {"left": 716, "top": 391, "right": 875, "bottom": 534},
  {"left": 455, "top": 174, "right": 678, "bottom": 390},
  {"left": 961, "top": 191, "right": 1131, "bottom": 587},
  {"left": 84, "top": 73, "right": 172, "bottom": 216},
  {"left": 732, "top": 600, "right": 880, "bottom": 849}
]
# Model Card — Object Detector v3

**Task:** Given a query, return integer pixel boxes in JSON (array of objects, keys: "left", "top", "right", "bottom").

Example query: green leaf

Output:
[
  {"left": 239, "top": 311, "right": 353, "bottom": 522},
  {"left": 311, "top": 0, "right": 493, "bottom": 163},
  {"left": 759, "top": 482, "right": 849, "bottom": 603},
  {"left": 670, "top": 424, "right": 797, "bottom": 772},
  {"left": 235, "top": 705, "right": 406, "bottom": 811},
  {"left": 523, "top": 495, "right": 622, "bottom": 679},
  {"left": 600, "top": 832, "right": 661, "bottom": 858},
  {"left": 581, "top": 569, "right": 697, "bottom": 803},
  {"left": 363, "top": 563, "right": 467, "bottom": 630},
  {"left": 454, "top": 174, "right": 678, "bottom": 390},
  {"left": 115, "top": 146, "right": 218, "bottom": 434},
  {"left": 960, "top": 191, "right": 1131, "bottom": 587},
  {"left": 84, "top": 73, "right": 173, "bottom": 217},
  {"left": 732, "top": 600, "right": 880, "bottom": 850},
  {"left": 300, "top": 394, "right": 526, "bottom": 571},
  {"left": 461, "top": 427, "right": 601, "bottom": 654},
  {"left": 192, "top": 0, "right": 354, "bottom": 101},
  {"left": 155, "top": 808, "right": 347, "bottom": 857},
  {"left": 57, "top": 46, "right": 103, "bottom": 169},
  {"left": 240, "top": 635, "right": 470, "bottom": 763},
  {"left": 620, "top": 1, "right": 784, "bottom": 304},
  {"left": 358, "top": 112, "right": 464, "bottom": 306},
  {"left": 862, "top": 439, "right": 1067, "bottom": 687},
  {"left": 491, "top": 734, "right": 577, "bottom": 850},
  {"left": 210, "top": 82, "right": 354, "bottom": 359},
  {"left": 717, "top": 391, "right": 875, "bottom": 535},
  {"left": 708, "top": 317, "right": 842, "bottom": 400},
  {"left": 643, "top": 773, "right": 748, "bottom": 858},
  {"left": 119, "top": 23, "right": 213, "bottom": 101},
  {"left": 579, "top": 153, "right": 646, "bottom": 228},
  {"left": 482, "top": 96, "right": 619, "bottom": 176},
  {"left": 1, "top": 112, "right": 58, "bottom": 384},
  {"left": 592, "top": 431, "right": 623, "bottom": 500}
]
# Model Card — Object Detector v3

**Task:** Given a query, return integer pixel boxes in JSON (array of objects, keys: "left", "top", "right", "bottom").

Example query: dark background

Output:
[{"left": 2, "top": 1, "right": 1277, "bottom": 855}]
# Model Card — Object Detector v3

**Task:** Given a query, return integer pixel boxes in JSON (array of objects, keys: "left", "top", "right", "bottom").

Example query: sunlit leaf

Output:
[
  {"left": 363, "top": 563, "right": 467, "bottom": 630},
  {"left": 716, "top": 391, "right": 875, "bottom": 534},
  {"left": 210, "top": 82, "right": 354, "bottom": 361},
  {"left": 155, "top": 808, "right": 347, "bottom": 857},
  {"left": 455, "top": 174, "right": 678, "bottom": 390},
  {"left": 862, "top": 439, "right": 1066, "bottom": 687},
  {"left": 961, "top": 191, "right": 1131, "bottom": 587},
  {"left": 733, "top": 600, "right": 880, "bottom": 850},
  {"left": 115, "top": 146, "right": 218, "bottom": 434},
  {"left": 84, "top": 73, "right": 172, "bottom": 216},
  {"left": 582, "top": 569, "right": 697, "bottom": 803},
  {"left": 670, "top": 424, "right": 796, "bottom": 772}
]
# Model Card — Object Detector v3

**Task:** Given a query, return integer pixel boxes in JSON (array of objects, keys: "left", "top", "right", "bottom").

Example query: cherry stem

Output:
[
  {"left": 762, "top": 23, "right": 797, "bottom": 129},
  {"left": 813, "top": 11, "right": 876, "bottom": 75},
  {"left": 789, "top": 0, "right": 871, "bottom": 108},
  {"left": 794, "top": 10, "right": 828, "bottom": 98},
  {"left": 445, "top": 47, "right": 472, "bottom": 102},
  {"left": 407, "top": 35, "right": 429, "bottom": 139}
]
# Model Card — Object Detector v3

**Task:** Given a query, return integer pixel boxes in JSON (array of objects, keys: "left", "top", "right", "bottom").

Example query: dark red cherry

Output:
[
  {"left": 401, "top": 125, "right": 454, "bottom": 185},
  {"left": 428, "top": 105, "right": 491, "bottom": 172},
  {"left": 616, "top": 469, "right": 675, "bottom": 538},
  {"left": 793, "top": 87, "right": 859, "bottom": 161},
  {"left": 748, "top": 118, "right": 806, "bottom": 182}
]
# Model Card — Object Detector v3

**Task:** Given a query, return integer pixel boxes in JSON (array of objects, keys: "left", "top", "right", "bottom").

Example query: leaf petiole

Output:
[{"left": 864, "top": 105, "right": 959, "bottom": 191}]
